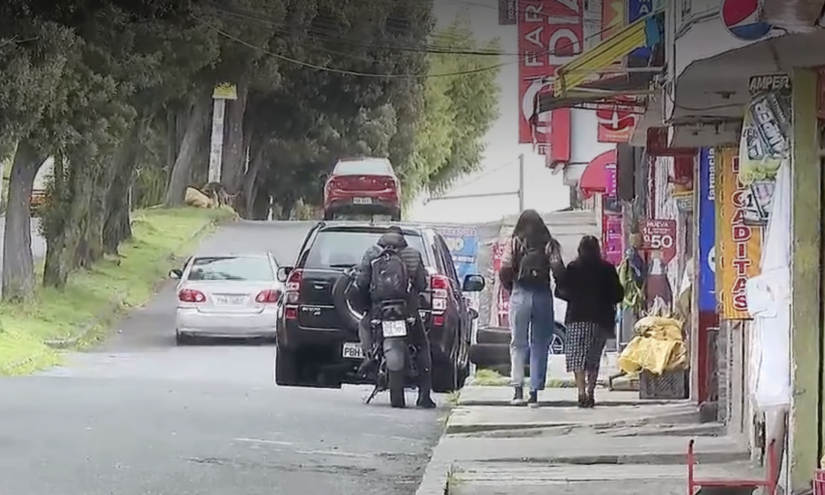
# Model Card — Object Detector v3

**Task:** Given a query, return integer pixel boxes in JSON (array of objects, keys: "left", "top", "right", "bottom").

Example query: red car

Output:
[{"left": 323, "top": 157, "right": 401, "bottom": 220}]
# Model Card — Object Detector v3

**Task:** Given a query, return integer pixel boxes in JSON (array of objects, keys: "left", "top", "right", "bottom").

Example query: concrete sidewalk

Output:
[{"left": 418, "top": 387, "right": 764, "bottom": 495}]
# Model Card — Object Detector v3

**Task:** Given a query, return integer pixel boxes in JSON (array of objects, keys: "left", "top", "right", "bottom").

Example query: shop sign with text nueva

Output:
[
  {"left": 641, "top": 219, "right": 676, "bottom": 264},
  {"left": 697, "top": 147, "right": 716, "bottom": 312},
  {"left": 646, "top": 127, "right": 696, "bottom": 157},
  {"left": 716, "top": 147, "right": 761, "bottom": 319},
  {"left": 517, "top": 0, "right": 582, "bottom": 144}
]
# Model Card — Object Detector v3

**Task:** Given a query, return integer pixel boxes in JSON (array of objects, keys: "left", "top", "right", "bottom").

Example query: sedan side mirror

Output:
[
  {"left": 277, "top": 266, "right": 293, "bottom": 283},
  {"left": 468, "top": 308, "right": 479, "bottom": 320},
  {"left": 169, "top": 269, "right": 182, "bottom": 279},
  {"left": 462, "top": 274, "right": 485, "bottom": 292}
]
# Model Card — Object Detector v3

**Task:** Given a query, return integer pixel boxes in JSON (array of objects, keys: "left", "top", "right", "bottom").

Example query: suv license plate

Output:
[
  {"left": 382, "top": 320, "right": 407, "bottom": 337},
  {"left": 352, "top": 197, "right": 372, "bottom": 204},
  {"left": 342, "top": 343, "right": 363, "bottom": 359}
]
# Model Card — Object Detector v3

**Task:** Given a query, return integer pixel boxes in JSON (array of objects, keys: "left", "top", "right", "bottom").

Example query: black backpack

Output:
[
  {"left": 515, "top": 237, "right": 551, "bottom": 288},
  {"left": 369, "top": 247, "right": 410, "bottom": 303}
]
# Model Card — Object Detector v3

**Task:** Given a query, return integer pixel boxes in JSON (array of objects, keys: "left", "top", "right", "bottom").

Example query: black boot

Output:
[
  {"left": 416, "top": 393, "right": 436, "bottom": 409},
  {"left": 527, "top": 390, "right": 539, "bottom": 408}
]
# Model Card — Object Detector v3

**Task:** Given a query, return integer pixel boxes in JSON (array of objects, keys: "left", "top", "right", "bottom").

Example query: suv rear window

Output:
[
  {"left": 334, "top": 159, "right": 391, "bottom": 175},
  {"left": 187, "top": 256, "right": 273, "bottom": 281},
  {"left": 303, "top": 230, "right": 426, "bottom": 269}
]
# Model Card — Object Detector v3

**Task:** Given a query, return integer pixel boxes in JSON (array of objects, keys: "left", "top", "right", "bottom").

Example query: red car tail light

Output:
[
  {"left": 285, "top": 306, "right": 298, "bottom": 320},
  {"left": 255, "top": 289, "right": 281, "bottom": 303},
  {"left": 179, "top": 289, "right": 206, "bottom": 303},
  {"left": 432, "top": 314, "right": 445, "bottom": 326}
]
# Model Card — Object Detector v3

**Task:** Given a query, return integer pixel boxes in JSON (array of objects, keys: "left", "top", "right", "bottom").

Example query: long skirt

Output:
[{"left": 565, "top": 321, "right": 607, "bottom": 372}]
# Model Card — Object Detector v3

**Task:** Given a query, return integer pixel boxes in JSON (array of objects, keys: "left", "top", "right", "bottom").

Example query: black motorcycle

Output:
[
  {"left": 332, "top": 267, "right": 418, "bottom": 407},
  {"left": 364, "top": 299, "right": 419, "bottom": 408}
]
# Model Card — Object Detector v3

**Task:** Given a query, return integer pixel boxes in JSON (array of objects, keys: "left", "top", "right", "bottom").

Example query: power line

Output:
[{"left": 192, "top": 13, "right": 509, "bottom": 78}]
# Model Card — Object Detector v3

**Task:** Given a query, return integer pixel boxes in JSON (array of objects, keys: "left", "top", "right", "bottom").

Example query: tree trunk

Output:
[
  {"left": 43, "top": 159, "right": 96, "bottom": 288},
  {"left": 164, "top": 96, "right": 210, "bottom": 207},
  {"left": 241, "top": 138, "right": 266, "bottom": 218},
  {"left": 103, "top": 121, "right": 143, "bottom": 255},
  {"left": 251, "top": 187, "right": 270, "bottom": 220},
  {"left": 2, "top": 139, "right": 44, "bottom": 301},
  {"left": 221, "top": 79, "right": 249, "bottom": 194}
]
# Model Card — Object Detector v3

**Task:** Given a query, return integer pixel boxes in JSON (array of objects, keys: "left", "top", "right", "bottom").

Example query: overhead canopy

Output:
[
  {"left": 532, "top": 68, "right": 653, "bottom": 116},
  {"left": 554, "top": 13, "right": 662, "bottom": 98},
  {"left": 579, "top": 150, "right": 617, "bottom": 199},
  {"left": 761, "top": 0, "right": 824, "bottom": 32}
]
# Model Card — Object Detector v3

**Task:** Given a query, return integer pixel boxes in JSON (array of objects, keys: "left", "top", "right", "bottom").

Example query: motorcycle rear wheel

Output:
[{"left": 388, "top": 369, "right": 406, "bottom": 408}]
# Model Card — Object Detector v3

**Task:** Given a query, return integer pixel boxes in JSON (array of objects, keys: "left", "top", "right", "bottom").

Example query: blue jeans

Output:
[{"left": 509, "top": 284, "right": 555, "bottom": 391}]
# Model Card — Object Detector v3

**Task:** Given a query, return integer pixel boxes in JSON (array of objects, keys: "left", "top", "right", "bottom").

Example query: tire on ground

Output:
[
  {"left": 275, "top": 346, "right": 300, "bottom": 386},
  {"left": 476, "top": 326, "right": 510, "bottom": 345},
  {"left": 469, "top": 343, "right": 510, "bottom": 368}
]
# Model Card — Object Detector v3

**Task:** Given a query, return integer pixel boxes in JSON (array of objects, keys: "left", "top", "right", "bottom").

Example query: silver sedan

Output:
[{"left": 170, "top": 253, "right": 283, "bottom": 344}]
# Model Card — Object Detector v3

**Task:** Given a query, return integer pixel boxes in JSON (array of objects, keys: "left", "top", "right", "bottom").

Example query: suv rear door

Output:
[{"left": 295, "top": 225, "right": 429, "bottom": 331}]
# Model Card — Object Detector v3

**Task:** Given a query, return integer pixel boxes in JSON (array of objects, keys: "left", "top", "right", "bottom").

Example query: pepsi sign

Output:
[{"left": 720, "top": 0, "right": 772, "bottom": 41}]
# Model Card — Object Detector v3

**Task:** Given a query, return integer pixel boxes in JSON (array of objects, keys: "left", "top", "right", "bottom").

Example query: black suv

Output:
[{"left": 274, "top": 221, "right": 485, "bottom": 392}]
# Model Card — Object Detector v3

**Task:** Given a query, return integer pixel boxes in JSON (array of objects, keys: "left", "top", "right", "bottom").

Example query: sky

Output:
[{"left": 407, "top": 0, "right": 571, "bottom": 224}]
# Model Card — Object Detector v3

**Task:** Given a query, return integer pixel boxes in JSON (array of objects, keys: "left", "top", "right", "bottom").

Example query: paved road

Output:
[{"left": 0, "top": 220, "right": 446, "bottom": 495}]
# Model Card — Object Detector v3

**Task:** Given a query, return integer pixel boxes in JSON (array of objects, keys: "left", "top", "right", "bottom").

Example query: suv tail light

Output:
[
  {"left": 255, "top": 289, "right": 281, "bottom": 303},
  {"left": 179, "top": 288, "right": 206, "bottom": 303},
  {"left": 284, "top": 269, "right": 303, "bottom": 319},
  {"left": 430, "top": 274, "right": 449, "bottom": 325}
]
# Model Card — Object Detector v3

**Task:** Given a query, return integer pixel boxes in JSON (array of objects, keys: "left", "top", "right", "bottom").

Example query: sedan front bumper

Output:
[{"left": 176, "top": 307, "right": 278, "bottom": 338}]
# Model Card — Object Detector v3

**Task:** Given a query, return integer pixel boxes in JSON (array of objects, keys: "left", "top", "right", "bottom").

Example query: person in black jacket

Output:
[
  {"left": 354, "top": 226, "right": 435, "bottom": 409},
  {"left": 555, "top": 235, "right": 624, "bottom": 408}
]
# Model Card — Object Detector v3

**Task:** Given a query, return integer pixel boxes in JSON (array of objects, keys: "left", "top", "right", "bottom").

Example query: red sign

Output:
[
  {"left": 517, "top": 0, "right": 583, "bottom": 144},
  {"left": 641, "top": 219, "right": 677, "bottom": 264},
  {"left": 646, "top": 127, "right": 697, "bottom": 157},
  {"left": 602, "top": 212, "right": 623, "bottom": 266},
  {"left": 597, "top": 99, "right": 637, "bottom": 142}
]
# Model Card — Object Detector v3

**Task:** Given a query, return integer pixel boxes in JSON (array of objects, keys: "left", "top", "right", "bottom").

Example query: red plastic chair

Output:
[{"left": 687, "top": 439, "right": 777, "bottom": 494}]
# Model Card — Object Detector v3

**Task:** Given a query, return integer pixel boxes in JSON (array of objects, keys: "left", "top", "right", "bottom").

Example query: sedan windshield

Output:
[{"left": 186, "top": 256, "right": 274, "bottom": 281}]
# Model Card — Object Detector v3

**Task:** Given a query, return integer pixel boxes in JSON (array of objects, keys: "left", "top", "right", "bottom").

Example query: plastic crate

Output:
[{"left": 639, "top": 368, "right": 688, "bottom": 399}]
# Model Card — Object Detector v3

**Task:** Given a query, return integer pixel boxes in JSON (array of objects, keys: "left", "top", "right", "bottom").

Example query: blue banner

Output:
[
  {"left": 628, "top": 0, "right": 655, "bottom": 58},
  {"left": 697, "top": 147, "right": 716, "bottom": 312},
  {"left": 433, "top": 225, "right": 479, "bottom": 283}
]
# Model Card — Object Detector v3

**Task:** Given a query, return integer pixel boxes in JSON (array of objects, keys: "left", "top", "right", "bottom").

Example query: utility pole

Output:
[
  {"left": 517, "top": 153, "right": 525, "bottom": 212},
  {"left": 208, "top": 83, "right": 237, "bottom": 184}
]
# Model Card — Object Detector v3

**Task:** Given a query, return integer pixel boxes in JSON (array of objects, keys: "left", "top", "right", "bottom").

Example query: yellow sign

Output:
[
  {"left": 212, "top": 83, "right": 238, "bottom": 100},
  {"left": 715, "top": 146, "right": 762, "bottom": 319}
]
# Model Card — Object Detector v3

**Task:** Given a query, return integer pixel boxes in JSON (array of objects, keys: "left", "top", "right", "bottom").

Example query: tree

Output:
[{"left": 399, "top": 14, "right": 502, "bottom": 204}]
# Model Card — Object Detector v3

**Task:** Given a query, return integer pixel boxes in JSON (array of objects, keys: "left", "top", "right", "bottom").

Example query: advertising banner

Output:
[
  {"left": 697, "top": 147, "right": 716, "bottom": 312},
  {"left": 628, "top": 0, "right": 655, "bottom": 57},
  {"left": 498, "top": 0, "right": 517, "bottom": 25},
  {"left": 716, "top": 146, "right": 761, "bottom": 319},
  {"left": 641, "top": 219, "right": 676, "bottom": 310},
  {"left": 737, "top": 73, "right": 791, "bottom": 226},
  {"left": 433, "top": 225, "right": 479, "bottom": 283},
  {"left": 517, "top": 0, "right": 583, "bottom": 143}
]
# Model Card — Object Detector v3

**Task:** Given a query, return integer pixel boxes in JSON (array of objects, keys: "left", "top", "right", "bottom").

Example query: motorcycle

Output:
[{"left": 364, "top": 299, "right": 419, "bottom": 408}]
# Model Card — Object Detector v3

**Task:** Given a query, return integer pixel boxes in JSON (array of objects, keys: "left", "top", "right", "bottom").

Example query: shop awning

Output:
[
  {"left": 533, "top": 71, "right": 653, "bottom": 115},
  {"left": 554, "top": 13, "right": 661, "bottom": 98},
  {"left": 762, "top": 0, "right": 824, "bottom": 32},
  {"left": 579, "top": 150, "right": 617, "bottom": 199}
]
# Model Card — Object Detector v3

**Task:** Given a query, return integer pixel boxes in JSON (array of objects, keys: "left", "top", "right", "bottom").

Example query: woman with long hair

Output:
[
  {"left": 555, "top": 235, "right": 624, "bottom": 408},
  {"left": 499, "top": 209, "right": 564, "bottom": 407}
]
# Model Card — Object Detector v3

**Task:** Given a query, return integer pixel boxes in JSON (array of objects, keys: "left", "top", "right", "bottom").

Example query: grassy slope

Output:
[{"left": 0, "top": 207, "right": 235, "bottom": 375}]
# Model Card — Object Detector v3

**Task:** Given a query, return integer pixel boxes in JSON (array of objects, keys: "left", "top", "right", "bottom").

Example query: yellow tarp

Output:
[{"left": 618, "top": 315, "right": 687, "bottom": 375}]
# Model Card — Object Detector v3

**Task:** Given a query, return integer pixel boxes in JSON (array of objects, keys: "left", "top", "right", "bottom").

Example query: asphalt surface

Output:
[{"left": 0, "top": 220, "right": 447, "bottom": 495}]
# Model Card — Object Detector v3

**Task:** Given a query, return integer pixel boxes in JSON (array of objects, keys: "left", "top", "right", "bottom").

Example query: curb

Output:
[
  {"left": 414, "top": 436, "right": 454, "bottom": 495},
  {"left": 43, "top": 214, "right": 230, "bottom": 349},
  {"left": 0, "top": 352, "right": 48, "bottom": 374}
]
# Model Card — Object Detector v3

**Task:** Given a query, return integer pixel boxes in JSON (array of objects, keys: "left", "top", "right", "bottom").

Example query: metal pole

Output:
[{"left": 517, "top": 153, "right": 525, "bottom": 212}]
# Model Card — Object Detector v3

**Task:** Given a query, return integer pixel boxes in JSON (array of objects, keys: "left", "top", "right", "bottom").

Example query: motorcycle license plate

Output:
[{"left": 381, "top": 320, "right": 407, "bottom": 337}]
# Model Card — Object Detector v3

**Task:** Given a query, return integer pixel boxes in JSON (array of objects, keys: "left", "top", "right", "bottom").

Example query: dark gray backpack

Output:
[{"left": 369, "top": 247, "right": 410, "bottom": 302}]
